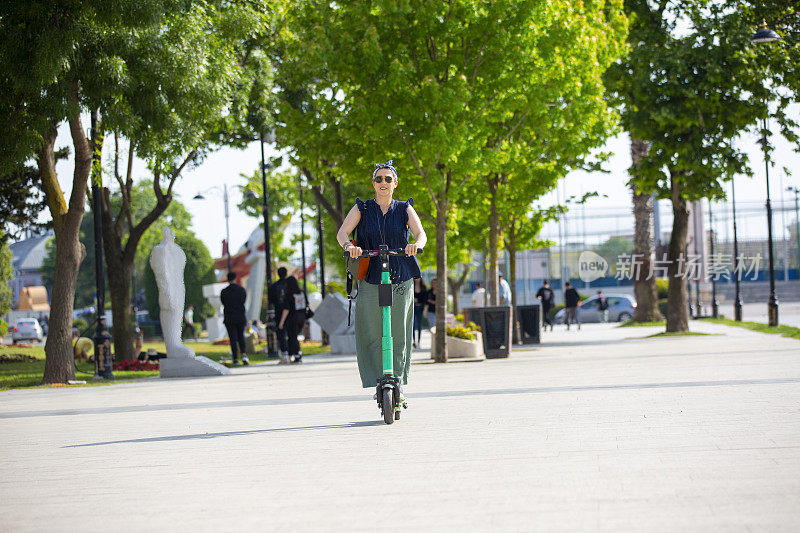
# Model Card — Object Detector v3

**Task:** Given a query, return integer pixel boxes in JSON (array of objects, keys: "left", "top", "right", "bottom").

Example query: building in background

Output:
[{"left": 8, "top": 231, "right": 52, "bottom": 309}]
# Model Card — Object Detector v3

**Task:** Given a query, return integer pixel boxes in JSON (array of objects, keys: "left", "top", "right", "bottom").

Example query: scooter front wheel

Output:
[{"left": 382, "top": 388, "right": 394, "bottom": 425}]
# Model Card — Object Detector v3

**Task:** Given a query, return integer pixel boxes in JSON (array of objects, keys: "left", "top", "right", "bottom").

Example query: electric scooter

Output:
[{"left": 346, "top": 244, "right": 421, "bottom": 424}]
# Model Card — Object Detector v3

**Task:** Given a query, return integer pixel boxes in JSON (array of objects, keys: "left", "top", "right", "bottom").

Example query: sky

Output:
[{"left": 46, "top": 103, "right": 800, "bottom": 262}]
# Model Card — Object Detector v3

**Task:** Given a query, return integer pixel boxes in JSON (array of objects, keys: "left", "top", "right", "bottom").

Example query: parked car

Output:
[
  {"left": 12, "top": 318, "right": 44, "bottom": 342},
  {"left": 555, "top": 294, "right": 636, "bottom": 324}
]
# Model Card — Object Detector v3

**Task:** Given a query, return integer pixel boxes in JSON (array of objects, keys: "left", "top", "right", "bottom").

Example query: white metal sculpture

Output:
[
  {"left": 150, "top": 228, "right": 195, "bottom": 358},
  {"left": 150, "top": 228, "right": 230, "bottom": 377}
]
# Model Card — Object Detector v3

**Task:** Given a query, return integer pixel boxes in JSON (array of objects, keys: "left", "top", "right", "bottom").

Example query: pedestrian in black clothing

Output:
[
  {"left": 278, "top": 276, "right": 305, "bottom": 364},
  {"left": 564, "top": 281, "right": 581, "bottom": 330},
  {"left": 426, "top": 279, "right": 437, "bottom": 329},
  {"left": 220, "top": 271, "right": 249, "bottom": 365},
  {"left": 536, "top": 280, "right": 555, "bottom": 331},
  {"left": 268, "top": 267, "right": 289, "bottom": 360},
  {"left": 413, "top": 278, "right": 428, "bottom": 348}
]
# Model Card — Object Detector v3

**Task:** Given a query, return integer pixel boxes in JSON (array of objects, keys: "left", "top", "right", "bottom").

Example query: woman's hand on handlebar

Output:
[
  {"left": 404, "top": 243, "right": 421, "bottom": 256},
  {"left": 348, "top": 244, "right": 363, "bottom": 258}
]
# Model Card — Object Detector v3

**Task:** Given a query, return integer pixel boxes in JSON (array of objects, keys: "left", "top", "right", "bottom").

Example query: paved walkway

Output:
[{"left": 1, "top": 322, "right": 799, "bottom": 531}]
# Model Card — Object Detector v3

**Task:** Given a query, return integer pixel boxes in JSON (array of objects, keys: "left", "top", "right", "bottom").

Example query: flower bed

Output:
[
  {"left": 431, "top": 326, "right": 484, "bottom": 359},
  {"left": 113, "top": 359, "right": 160, "bottom": 371},
  {"left": 0, "top": 354, "right": 38, "bottom": 364}
]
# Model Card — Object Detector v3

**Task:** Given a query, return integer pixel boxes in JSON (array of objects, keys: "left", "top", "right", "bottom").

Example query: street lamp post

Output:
[
  {"left": 194, "top": 184, "right": 232, "bottom": 272},
  {"left": 732, "top": 177, "right": 743, "bottom": 321},
  {"left": 708, "top": 200, "right": 718, "bottom": 318},
  {"left": 244, "top": 138, "right": 278, "bottom": 356},
  {"left": 751, "top": 20, "right": 781, "bottom": 327},
  {"left": 258, "top": 132, "right": 277, "bottom": 356},
  {"left": 298, "top": 174, "right": 308, "bottom": 299},
  {"left": 90, "top": 110, "right": 113, "bottom": 380},
  {"left": 788, "top": 186, "right": 800, "bottom": 277},
  {"left": 316, "top": 198, "right": 328, "bottom": 346}
]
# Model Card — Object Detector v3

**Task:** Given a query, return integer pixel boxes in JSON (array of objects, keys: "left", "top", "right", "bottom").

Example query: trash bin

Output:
[
  {"left": 515, "top": 304, "right": 541, "bottom": 344},
  {"left": 473, "top": 306, "right": 512, "bottom": 358}
]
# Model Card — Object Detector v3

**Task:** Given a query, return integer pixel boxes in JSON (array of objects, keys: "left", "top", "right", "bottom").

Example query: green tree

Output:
[
  {"left": 286, "top": 0, "right": 627, "bottom": 361},
  {"left": 605, "top": 1, "right": 798, "bottom": 332},
  {"left": 0, "top": 1, "right": 192, "bottom": 382},
  {"left": 96, "top": 3, "right": 276, "bottom": 360},
  {"left": 0, "top": 0, "right": 278, "bottom": 381}
]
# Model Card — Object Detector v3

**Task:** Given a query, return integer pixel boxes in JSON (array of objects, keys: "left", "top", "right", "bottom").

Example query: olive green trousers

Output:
[{"left": 354, "top": 279, "right": 414, "bottom": 388}]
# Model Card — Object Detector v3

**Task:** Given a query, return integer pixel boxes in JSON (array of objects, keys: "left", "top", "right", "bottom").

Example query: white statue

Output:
[
  {"left": 149, "top": 228, "right": 195, "bottom": 359},
  {"left": 150, "top": 228, "right": 230, "bottom": 377}
]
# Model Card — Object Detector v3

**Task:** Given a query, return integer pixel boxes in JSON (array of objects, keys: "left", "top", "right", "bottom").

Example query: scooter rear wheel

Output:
[{"left": 382, "top": 388, "right": 394, "bottom": 425}]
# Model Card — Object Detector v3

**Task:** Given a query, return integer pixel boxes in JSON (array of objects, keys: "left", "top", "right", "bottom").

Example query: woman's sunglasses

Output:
[{"left": 373, "top": 175, "right": 395, "bottom": 183}]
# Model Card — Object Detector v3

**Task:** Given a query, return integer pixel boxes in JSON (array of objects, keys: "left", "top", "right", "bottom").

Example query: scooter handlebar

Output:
[{"left": 343, "top": 247, "right": 423, "bottom": 258}]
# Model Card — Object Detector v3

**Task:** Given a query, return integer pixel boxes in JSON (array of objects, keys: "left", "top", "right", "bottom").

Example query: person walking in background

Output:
[
  {"left": 499, "top": 274, "right": 512, "bottom": 306},
  {"left": 221, "top": 272, "right": 249, "bottom": 365},
  {"left": 596, "top": 290, "right": 609, "bottom": 322},
  {"left": 536, "top": 280, "right": 554, "bottom": 331},
  {"left": 564, "top": 281, "right": 581, "bottom": 331},
  {"left": 471, "top": 282, "right": 486, "bottom": 308},
  {"left": 278, "top": 276, "right": 306, "bottom": 364},
  {"left": 183, "top": 305, "right": 197, "bottom": 341},
  {"left": 413, "top": 278, "right": 428, "bottom": 349},
  {"left": 426, "top": 278, "right": 437, "bottom": 329},
  {"left": 268, "top": 267, "right": 289, "bottom": 360}
]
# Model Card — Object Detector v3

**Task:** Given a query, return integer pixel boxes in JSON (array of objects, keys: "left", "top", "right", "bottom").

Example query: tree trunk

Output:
[
  {"left": 487, "top": 174, "right": 500, "bottom": 306},
  {"left": 433, "top": 194, "right": 449, "bottom": 363},
  {"left": 630, "top": 137, "right": 662, "bottom": 322},
  {"left": 100, "top": 185, "right": 136, "bottom": 361},
  {"left": 38, "top": 96, "right": 92, "bottom": 383},
  {"left": 508, "top": 220, "right": 518, "bottom": 308},
  {"left": 447, "top": 265, "right": 471, "bottom": 316},
  {"left": 666, "top": 173, "right": 689, "bottom": 332},
  {"left": 43, "top": 226, "right": 84, "bottom": 383},
  {"left": 507, "top": 220, "right": 520, "bottom": 341},
  {"left": 448, "top": 276, "right": 460, "bottom": 316},
  {"left": 105, "top": 251, "right": 135, "bottom": 360},
  {"left": 481, "top": 242, "right": 488, "bottom": 289}
]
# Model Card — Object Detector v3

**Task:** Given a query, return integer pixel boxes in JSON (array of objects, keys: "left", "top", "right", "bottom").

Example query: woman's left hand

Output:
[{"left": 405, "top": 243, "right": 420, "bottom": 256}]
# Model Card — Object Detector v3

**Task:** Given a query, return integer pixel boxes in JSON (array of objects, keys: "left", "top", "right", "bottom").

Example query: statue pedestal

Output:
[
  {"left": 205, "top": 316, "right": 225, "bottom": 341},
  {"left": 160, "top": 355, "right": 231, "bottom": 378},
  {"left": 315, "top": 293, "right": 356, "bottom": 354},
  {"left": 202, "top": 282, "right": 227, "bottom": 341},
  {"left": 330, "top": 334, "right": 356, "bottom": 354}
]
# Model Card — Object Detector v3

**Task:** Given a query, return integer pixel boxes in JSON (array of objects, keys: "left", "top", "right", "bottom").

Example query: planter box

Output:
[{"left": 430, "top": 328, "right": 484, "bottom": 359}]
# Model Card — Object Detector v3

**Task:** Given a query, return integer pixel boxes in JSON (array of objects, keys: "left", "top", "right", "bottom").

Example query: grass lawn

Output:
[
  {"left": 0, "top": 339, "right": 331, "bottom": 391},
  {"left": 700, "top": 317, "right": 800, "bottom": 340},
  {"left": 645, "top": 331, "right": 713, "bottom": 338},
  {"left": 618, "top": 320, "right": 666, "bottom": 328},
  {"left": 0, "top": 346, "right": 159, "bottom": 390}
]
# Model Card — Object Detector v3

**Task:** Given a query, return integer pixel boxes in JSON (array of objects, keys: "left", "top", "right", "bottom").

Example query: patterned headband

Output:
[{"left": 372, "top": 159, "right": 397, "bottom": 179}]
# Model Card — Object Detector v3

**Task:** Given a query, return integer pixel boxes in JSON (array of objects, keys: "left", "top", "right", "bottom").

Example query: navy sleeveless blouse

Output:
[{"left": 355, "top": 197, "right": 422, "bottom": 285}]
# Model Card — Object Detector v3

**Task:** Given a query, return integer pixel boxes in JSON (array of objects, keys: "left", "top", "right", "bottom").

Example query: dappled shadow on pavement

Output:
[
  {"left": 5, "top": 377, "right": 799, "bottom": 421},
  {"left": 64, "top": 420, "right": 384, "bottom": 448}
]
